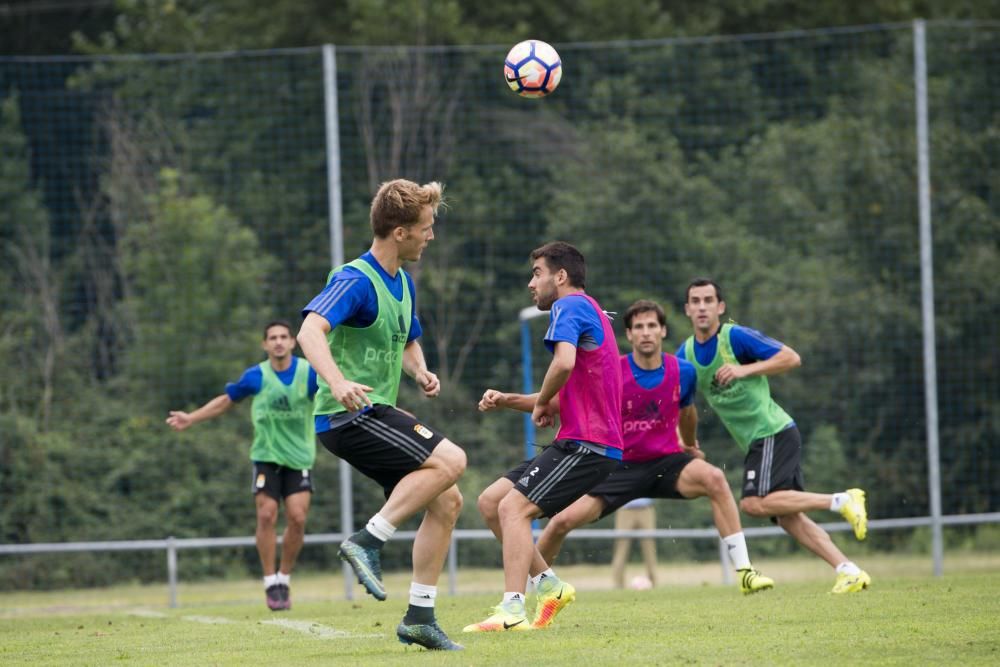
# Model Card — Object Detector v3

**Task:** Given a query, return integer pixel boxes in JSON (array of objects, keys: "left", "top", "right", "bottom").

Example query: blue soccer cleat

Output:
[
  {"left": 397, "top": 620, "right": 464, "bottom": 650},
  {"left": 338, "top": 538, "right": 386, "bottom": 601}
]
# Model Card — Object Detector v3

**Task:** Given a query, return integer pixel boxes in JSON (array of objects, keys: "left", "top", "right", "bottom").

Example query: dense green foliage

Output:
[{"left": 0, "top": 4, "right": 998, "bottom": 589}]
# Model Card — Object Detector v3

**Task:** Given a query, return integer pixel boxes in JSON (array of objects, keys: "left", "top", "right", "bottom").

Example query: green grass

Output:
[{"left": 2, "top": 555, "right": 999, "bottom": 665}]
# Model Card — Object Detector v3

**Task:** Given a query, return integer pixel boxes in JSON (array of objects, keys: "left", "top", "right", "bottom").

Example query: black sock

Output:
[
  {"left": 403, "top": 604, "right": 435, "bottom": 625},
  {"left": 350, "top": 528, "right": 383, "bottom": 550}
]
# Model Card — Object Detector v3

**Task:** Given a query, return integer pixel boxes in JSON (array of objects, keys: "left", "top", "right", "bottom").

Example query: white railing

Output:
[{"left": 2, "top": 512, "right": 998, "bottom": 607}]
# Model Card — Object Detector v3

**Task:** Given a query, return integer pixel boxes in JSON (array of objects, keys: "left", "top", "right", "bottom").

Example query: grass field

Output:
[{"left": 2, "top": 554, "right": 998, "bottom": 665}]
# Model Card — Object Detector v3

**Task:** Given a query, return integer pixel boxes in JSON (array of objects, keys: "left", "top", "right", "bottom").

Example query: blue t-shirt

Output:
[
  {"left": 626, "top": 353, "right": 696, "bottom": 408},
  {"left": 675, "top": 324, "right": 783, "bottom": 367},
  {"left": 301, "top": 251, "right": 422, "bottom": 341},
  {"left": 225, "top": 356, "right": 319, "bottom": 402},
  {"left": 543, "top": 293, "right": 606, "bottom": 353}
]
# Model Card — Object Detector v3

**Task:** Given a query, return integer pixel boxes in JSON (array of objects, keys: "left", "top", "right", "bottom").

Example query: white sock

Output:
[
  {"left": 263, "top": 573, "right": 279, "bottom": 588},
  {"left": 830, "top": 492, "right": 849, "bottom": 512},
  {"left": 409, "top": 582, "right": 436, "bottom": 608},
  {"left": 531, "top": 569, "right": 556, "bottom": 587},
  {"left": 722, "top": 532, "right": 752, "bottom": 570},
  {"left": 276, "top": 572, "right": 290, "bottom": 586},
  {"left": 836, "top": 561, "right": 861, "bottom": 576},
  {"left": 502, "top": 591, "right": 525, "bottom": 605},
  {"left": 366, "top": 513, "right": 396, "bottom": 542}
]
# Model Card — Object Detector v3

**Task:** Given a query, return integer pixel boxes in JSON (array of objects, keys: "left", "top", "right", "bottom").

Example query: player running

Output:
[{"left": 679, "top": 278, "right": 870, "bottom": 594}]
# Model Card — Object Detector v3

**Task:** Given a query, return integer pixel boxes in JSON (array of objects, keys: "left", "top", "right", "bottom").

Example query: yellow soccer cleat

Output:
[
  {"left": 840, "top": 488, "right": 868, "bottom": 540},
  {"left": 737, "top": 568, "right": 775, "bottom": 595},
  {"left": 462, "top": 599, "right": 532, "bottom": 633},
  {"left": 532, "top": 578, "right": 576, "bottom": 629},
  {"left": 831, "top": 570, "right": 871, "bottom": 594}
]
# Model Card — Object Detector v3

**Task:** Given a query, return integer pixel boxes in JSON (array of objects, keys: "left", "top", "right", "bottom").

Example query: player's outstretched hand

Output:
[
  {"left": 166, "top": 411, "right": 193, "bottom": 431},
  {"left": 478, "top": 389, "right": 506, "bottom": 412}
]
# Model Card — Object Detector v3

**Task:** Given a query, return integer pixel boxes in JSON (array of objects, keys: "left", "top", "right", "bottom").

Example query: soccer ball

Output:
[
  {"left": 504, "top": 40, "right": 562, "bottom": 98},
  {"left": 630, "top": 575, "right": 653, "bottom": 590}
]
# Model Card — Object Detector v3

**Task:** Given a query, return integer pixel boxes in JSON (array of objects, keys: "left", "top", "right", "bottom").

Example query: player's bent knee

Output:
[
  {"left": 257, "top": 506, "right": 279, "bottom": 526},
  {"left": 547, "top": 513, "right": 575, "bottom": 536},
  {"left": 497, "top": 492, "right": 537, "bottom": 523},
  {"left": 477, "top": 492, "right": 499, "bottom": 522},
  {"left": 739, "top": 497, "right": 765, "bottom": 517},
  {"left": 439, "top": 484, "right": 463, "bottom": 519},
  {"left": 706, "top": 467, "right": 730, "bottom": 496},
  {"left": 429, "top": 439, "right": 467, "bottom": 480},
  {"left": 286, "top": 509, "right": 308, "bottom": 529}
]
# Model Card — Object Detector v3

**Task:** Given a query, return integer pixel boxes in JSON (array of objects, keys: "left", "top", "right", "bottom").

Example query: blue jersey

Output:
[
  {"left": 225, "top": 356, "right": 319, "bottom": 402},
  {"left": 675, "top": 324, "right": 783, "bottom": 367},
  {"left": 544, "top": 294, "right": 606, "bottom": 353},
  {"left": 301, "top": 251, "right": 422, "bottom": 342},
  {"left": 626, "top": 353, "right": 697, "bottom": 408}
]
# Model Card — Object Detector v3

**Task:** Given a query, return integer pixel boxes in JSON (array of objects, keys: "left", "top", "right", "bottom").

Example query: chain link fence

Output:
[{"left": 1, "top": 21, "right": 997, "bottom": 589}]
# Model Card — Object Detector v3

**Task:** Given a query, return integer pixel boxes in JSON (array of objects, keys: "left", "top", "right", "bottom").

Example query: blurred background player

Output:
[
  {"left": 679, "top": 278, "right": 870, "bottom": 594},
  {"left": 297, "top": 179, "right": 466, "bottom": 651},
  {"left": 166, "top": 320, "right": 317, "bottom": 611},
  {"left": 478, "top": 298, "right": 773, "bottom": 629},
  {"left": 610, "top": 497, "right": 658, "bottom": 590},
  {"left": 465, "top": 242, "right": 623, "bottom": 633}
]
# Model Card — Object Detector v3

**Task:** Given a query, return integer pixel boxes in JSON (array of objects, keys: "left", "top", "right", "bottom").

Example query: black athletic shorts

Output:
[
  {"left": 741, "top": 424, "right": 805, "bottom": 499},
  {"left": 251, "top": 461, "right": 313, "bottom": 501},
  {"left": 589, "top": 452, "right": 696, "bottom": 518},
  {"left": 502, "top": 439, "right": 619, "bottom": 518},
  {"left": 317, "top": 404, "right": 447, "bottom": 497}
]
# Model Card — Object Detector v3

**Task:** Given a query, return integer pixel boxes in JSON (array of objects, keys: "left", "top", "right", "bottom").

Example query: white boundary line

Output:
[
  {"left": 262, "top": 618, "right": 383, "bottom": 640},
  {"left": 182, "top": 615, "right": 236, "bottom": 625},
  {"left": 126, "top": 608, "right": 382, "bottom": 640}
]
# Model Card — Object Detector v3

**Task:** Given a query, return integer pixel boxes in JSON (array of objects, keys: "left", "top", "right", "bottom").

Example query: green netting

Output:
[{"left": 1, "top": 22, "right": 997, "bottom": 585}]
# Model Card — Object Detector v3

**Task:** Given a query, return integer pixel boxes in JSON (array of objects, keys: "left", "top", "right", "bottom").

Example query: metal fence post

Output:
[
  {"left": 167, "top": 536, "right": 178, "bottom": 608},
  {"left": 322, "top": 42, "right": 354, "bottom": 600},
  {"left": 913, "top": 18, "right": 944, "bottom": 577},
  {"left": 447, "top": 534, "right": 458, "bottom": 596}
]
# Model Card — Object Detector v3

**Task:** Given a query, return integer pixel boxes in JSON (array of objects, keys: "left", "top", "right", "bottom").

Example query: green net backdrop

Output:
[{"left": 0, "top": 22, "right": 997, "bottom": 586}]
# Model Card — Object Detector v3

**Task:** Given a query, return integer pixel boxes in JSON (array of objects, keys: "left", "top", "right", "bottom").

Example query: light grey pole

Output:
[
  {"left": 913, "top": 19, "right": 944, "bottom": 576},
  {"left": 166, "top": 536, "right": 178, "bottom": 608},
  {"left": 447, "top": 535, "right": 458, "bottom": 596},
  {"left": 323, "top": 43, "right": 354, "bottom": 598},
  {"left": 323, "top": 44, "right": 345, "bottom": 269}
]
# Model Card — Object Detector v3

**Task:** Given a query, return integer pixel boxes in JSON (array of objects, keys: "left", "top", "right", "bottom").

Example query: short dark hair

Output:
[
  {"left": 263, "top": 320, "right": 293, "bottom": 339},
  {"left": 530, "top": 241, "right": 586, "bottom": 288},
  {"left": 624, "top": 299, "right": 666, "bottom": 333},
  {"left": 685, "top": 278, "right": 722, "bottom": 303}
]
